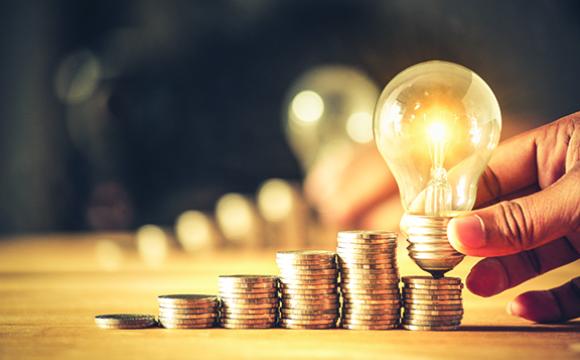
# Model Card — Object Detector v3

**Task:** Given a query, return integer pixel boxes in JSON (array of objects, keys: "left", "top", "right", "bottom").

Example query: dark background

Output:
[{"left": 1, "top": 0, "right": 579, "bottom": 235}]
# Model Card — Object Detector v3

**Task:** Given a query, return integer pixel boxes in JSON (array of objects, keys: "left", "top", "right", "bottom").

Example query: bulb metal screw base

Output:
[{"left": 400, "top": 214, "right": 465, "bottom": 278}]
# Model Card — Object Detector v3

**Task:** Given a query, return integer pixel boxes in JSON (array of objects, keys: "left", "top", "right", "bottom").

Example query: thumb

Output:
[{"left": 448, "top": 167, "right": 580, "bottom": 257}]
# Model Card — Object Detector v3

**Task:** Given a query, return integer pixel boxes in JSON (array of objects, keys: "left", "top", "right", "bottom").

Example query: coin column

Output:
[
  {"left": 276, "top": 251, "right": 340, "bottom": 329},
  {"left": 218, "top": 275, "right": 279, "bottom": 329},
  {"left": 337, "top": 231, "right": 401, "bottom": 330},
  {"left": 157, "top": 294, "right": 219, "bottom": 329},
  {"left": 401, "top": 276, "right": 464, "bottom": 331}
]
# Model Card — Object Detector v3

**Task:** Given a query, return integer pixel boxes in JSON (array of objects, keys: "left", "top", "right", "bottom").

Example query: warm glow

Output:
[
  {"left": 95, "top": 239, "right": 124, "bottom": 271},
  {"left": 175, "top": 210, "right": 214, "bottom": 252},
  {"left": 136, "top": 225, "right": 168, "bottom": 268},
  {"left": 257, "top": 178, "right": 294, "bottom": 222},
  {"left": 346, "top": 112, "right": 373, "bottom": 143},
  {"left": 215, "top": 193, "right": 255, "bottom": 242},
  {"left": 427, "top": 121, "right": 447, "bottom": 144},
  {"left": 291, "top": 90, "right": 324, "bottom": 123}
]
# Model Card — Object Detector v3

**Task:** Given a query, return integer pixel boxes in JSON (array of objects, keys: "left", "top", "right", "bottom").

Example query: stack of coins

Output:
[
  {"left": 158, "top": 294, "right": 218, "bottom": 329},
  {"left": 95, "top": 314, "right": 157, "bottom": 329},
  {"left": 401, "top": 276, "right": 463, "bottom": 331},
  {"left": 218, "top": 275, "right": 279, "bottom": 329},
  {"left": 337, "top": 231, "right": 401, "bottom": 330},
  {"left": 276, "top": 250, "right": 340, "bottom": 329}
]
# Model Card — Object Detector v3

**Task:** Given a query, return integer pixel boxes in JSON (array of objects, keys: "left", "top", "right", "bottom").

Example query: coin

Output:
[
  {"left": 402, "top": 276, "right": 461, "bottom": 285},
  {"left": 404, "top": 309, "right": 464, "bottom": 316},
  {"left": 403, "top": 324, "right": 459, "bottom": 331},
  {"left": 276, "top": 250, "right": 336, "bottom": 260},
  {"left": 338, "top": 230, "right": 397, "bottom": 240},
  {"left": 95, "top": 314, "right": 157, "bottom": 329},
  {"left": 157, "top": 294, "right": 218, "bottom": 307},
  {"left": 404, "top": 283, "right": 463, "bottom": 290},
  {"left": 342, "top": 323, "right": 399, "bottom": 330},
  {"left": 280, "top": 323, "right": 336, "bottom": 329},
  {"left": 218, "top": 275, "right": 278, "bottom": 284},
  {"left": 158, "top": 306, "right": 216, "bottom": 315},
  {"left": 402, "top": 288, "right": 461, "bottom": 296},
  {"left": 220, "top": 322, "right": 276, "bottom": 329},
  {"left": 279, "top": 318, "right": 337, "bottom": 326},
  {"left": 403, "top": 298, "right": 462, "bottom": 306},
  {"left": 158, "top": 312, "right": 217, "bottom": 320}
]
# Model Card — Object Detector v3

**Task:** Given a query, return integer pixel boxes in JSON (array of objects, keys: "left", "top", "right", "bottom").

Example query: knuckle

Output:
[{"left": 495, "top": 200, "right": 533, "bottom": 251}]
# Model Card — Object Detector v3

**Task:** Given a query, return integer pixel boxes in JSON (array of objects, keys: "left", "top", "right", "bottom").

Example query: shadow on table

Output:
[{"left": 460, "top": 321, "right": 580, "bottom": 333}]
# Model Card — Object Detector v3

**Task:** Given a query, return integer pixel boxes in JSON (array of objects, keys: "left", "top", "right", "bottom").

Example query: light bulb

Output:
[
  {"left": 373, "top": 60, "right": 502, "bottom": 277},
  {"left": 284, "top": 65, "right": 379, "bottom": 172}
]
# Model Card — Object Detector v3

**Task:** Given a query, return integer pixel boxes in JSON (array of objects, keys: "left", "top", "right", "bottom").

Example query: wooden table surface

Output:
[{"left": 0, "top": 233, "right": 578, "bottom": 360}]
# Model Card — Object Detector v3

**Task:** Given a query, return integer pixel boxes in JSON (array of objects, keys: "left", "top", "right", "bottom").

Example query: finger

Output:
[
  {"left": 448, "top": 166, "right": 580, "bottom": 257},
  {"left": 465, "top": 237, "right": 580, "bottom": 297},
  {"left": 476, "top": 113, "right": 578, "bottom": 206},
  {"left": 507, "top": 277, "right": 580, "bottom": 323}
]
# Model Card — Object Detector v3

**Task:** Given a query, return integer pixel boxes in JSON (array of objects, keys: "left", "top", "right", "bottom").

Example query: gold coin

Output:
[
  {"left": 281, "top": 313, "right": 339, "bottom": 320},
  {"left": 218, "top": 274, "right": 278, "bottom": 283},
  {"left": 94, "top": 314, "right": 157, "bottom": 329},
  {"left": 221, "top": 302, "right": 279, "bottom": 310},
  {"left": 277, "top": 250, "right": 336, "bottom": 260},
  {"left": 219, "top": 293, "right": 278, "bottom": 300},
  {"left": 280, "top": 283, "right": 337, "bottom": 291},
  {"left": 283, "top": 294, "right": 339, "bottom": 302},
  {"left": 402, "top": 318, "right": 461, "bottom": 327},
  {"left": 403, "top": 298, "right": 462, "bottom": 306},
  {"left": 158, "top": 312, "right": 217, "bottom": 320},
  {"left": 279, "top": 277, "right": 338, "bottom": 285},
  {"left": 402, "top": 324, "right": 459, "bottom": 331},
  {"left": 157, "top": 306, "right": 217, "bottom": 314},
  {"left": 342, "top": 323, "right": 399, "bottom": 330},
  {"left": 344, "top": 298, "right": 401, "bottom": 305},
  {"left": 341, "top": 319, "right": 399, "bottom": 326},
  {"left": 402, "top": 315, "right": 462, "bottom": 324},
  {"left": 402, "top": 288, "right": 462, "bottom": 296},
  {"left": 337, "top": 230, "right": 397, "bottom": 240},
  {"left": 343, "top": 313, "right": 400, "bottom": 321},
  {"left": 404, "top": 283, "right": 463, "bottom": 291},
  {"left": 218, "top": 285, "right": 278, "bottom": 293},
  {"left": 403, "top": 294, "right": 462, "bottom": 301},
  {"left": 281, "top": 299, "right": 339, "bottom": 307},
  {"left": 157, "top": 294, "right": 218, "bottom": 307},
  {"left": 159, "top": 318, "right": 216, "bottom": 327},
  {"left": 404, "top": 309, "right": 464, "bottom": 316},
  {"left": 222, "top": 314, "right": 277, "bottom": 322},
  {"left": 402, "top": 304, "right": 463, "bottom": 311},
  {"left": 219, "top": 321, "right": 276, "bottom": 329},
  {"left": 279, "top": 318, "right": 337, "bottom": 326},
  {"left": 160, "top": 322, "right": 214, "bottom": 329},
  {"left": 281, "top": 309, "right": 338, "bottom": 316},
  {"left": 280, "top": 323, "right": 335, "bottom": 329}
]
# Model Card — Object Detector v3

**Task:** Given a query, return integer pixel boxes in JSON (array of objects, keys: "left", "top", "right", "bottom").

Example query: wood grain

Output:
[{"left": 0, "top": 233, "right": 578, "bottom": 360}]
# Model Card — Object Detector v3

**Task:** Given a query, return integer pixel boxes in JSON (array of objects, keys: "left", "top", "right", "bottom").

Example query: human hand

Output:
[{"left": 448, "top": 112, "right": 580, "bottom": 323}]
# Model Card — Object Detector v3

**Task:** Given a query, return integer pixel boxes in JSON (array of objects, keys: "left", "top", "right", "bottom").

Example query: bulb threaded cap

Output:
[{"left": 400, "top": 214, "right": 464, "bottom": 278}]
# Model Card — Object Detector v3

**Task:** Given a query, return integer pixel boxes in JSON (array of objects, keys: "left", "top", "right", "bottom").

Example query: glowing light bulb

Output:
[
  {"left": 284, "top": 66, "right": 379, "bottom": 172},
  {"left": 373, "top": 60, "right": 502, "bottom": 277}
]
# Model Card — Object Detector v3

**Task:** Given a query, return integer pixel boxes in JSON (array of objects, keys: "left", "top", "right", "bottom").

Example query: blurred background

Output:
[{"left": 1, "top": 1, "right": 579, "bottom": 261}]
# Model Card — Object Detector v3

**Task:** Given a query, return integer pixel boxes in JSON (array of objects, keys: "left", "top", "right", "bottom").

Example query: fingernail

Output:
[
  {"left": 448, "top": 215, "right": 486, "bottom": 249},
  {"left": 466, "top": 258, "right": 508, "bottom": 297}
]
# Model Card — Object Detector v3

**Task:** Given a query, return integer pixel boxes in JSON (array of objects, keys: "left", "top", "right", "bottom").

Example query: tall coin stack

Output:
[
  {"left": 337, "top": 231, "right": 401, "bottom": 330},
  {"left": 158, "top": 294, "right": 218, "bottom": 329},
  {"left": 401, "top": 276, "right": 463, "bottom": 331},
  {"left": 276, "top": 250, "right": 340, "bottom": 329},
  {"left": 218, "top": 275, "right": 279, "bottom": 329}
]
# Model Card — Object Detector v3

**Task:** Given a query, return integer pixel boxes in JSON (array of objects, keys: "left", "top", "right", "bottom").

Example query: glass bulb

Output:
[
  {"left": 284, "top": 65, "right": 379, "bottom": 172},
  {"left": 373, "top": 60, "right": 502, "bottom": 276}
]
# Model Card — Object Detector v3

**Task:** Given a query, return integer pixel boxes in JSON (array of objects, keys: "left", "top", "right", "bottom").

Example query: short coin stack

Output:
[
  {"left": 158, "top": 294, "right": 218, "bottom": 329},
  {"left": 337, "top": 231, "right": 401, "bottom": 330},
  {"left": 94, "top": 314, "right": 157, "bottom": 329},
  {"left": 218, "top": 275, "right": 279, "bottom": 329},
  {"left": 276, "top": 250, "right": 340, "bottom": 329},
  {"left": 401, "top": 276, "right": 463, "bottom": 330}
]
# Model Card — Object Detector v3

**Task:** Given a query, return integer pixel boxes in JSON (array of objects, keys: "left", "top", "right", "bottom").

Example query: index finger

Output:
[{"left": 476, "top": 113, "right": 576, "bottom": 207}]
